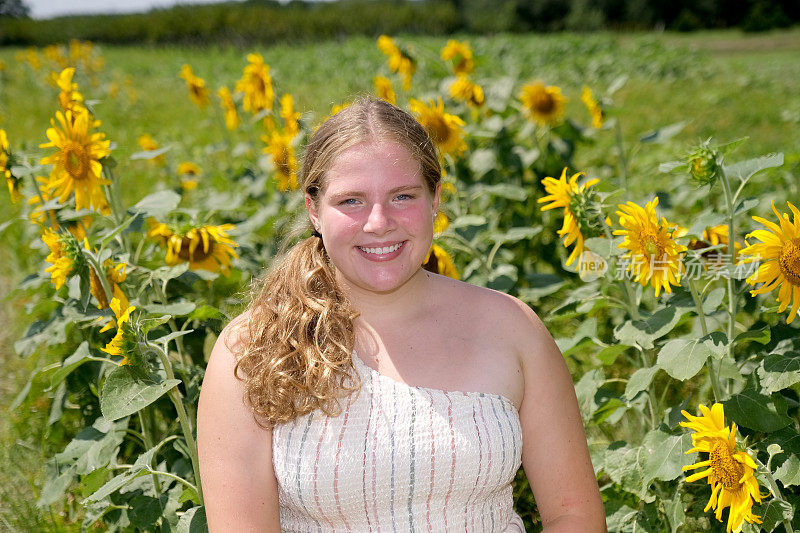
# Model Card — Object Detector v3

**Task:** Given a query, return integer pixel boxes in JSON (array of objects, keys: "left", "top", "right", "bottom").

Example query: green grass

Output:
[{"left": 0, "top": 28, "right": 798, "bottom": 530}]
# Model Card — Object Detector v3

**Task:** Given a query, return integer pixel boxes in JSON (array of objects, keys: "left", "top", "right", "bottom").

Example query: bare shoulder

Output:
[{"left": 435, "top": 275, "right": 549, "bottom": 350}]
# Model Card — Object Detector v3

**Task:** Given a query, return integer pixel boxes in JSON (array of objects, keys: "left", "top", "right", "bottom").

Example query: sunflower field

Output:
[{"left": 1, "top": 30, "right": 799, "bottom": 532}]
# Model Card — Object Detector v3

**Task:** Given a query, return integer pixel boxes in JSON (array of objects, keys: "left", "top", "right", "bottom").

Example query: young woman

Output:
[{"left": 197, "top": 97, "right": 606, "bottom": 532}]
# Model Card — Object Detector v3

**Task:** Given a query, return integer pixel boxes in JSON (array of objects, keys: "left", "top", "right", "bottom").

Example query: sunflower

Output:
[
  {"left": 739, "top": 201, "right": 800, "bottom": 324},
  {"left": 236, "top": 52, "right": 274, "bottom": 115},
  {"left": 217, "top": 87, "right": 239, "bottom": 131},
  {"left": 409, "top": 98, "right": 466, "bottom": 158},
  {"left": 148, "top": 220, "right": 239, "bottom": 276},
  {"left": 423, "top": 244, "right": 459, "bottom": 279},
  {"left": 373, "top": 75, "right": 396, "bottom": 105},
  {"left": 434, "top": 212, "right": 449, "bottom": 234},
  {"left": 613, "top": 197, "right": 687, "bottom": 296},
  {"left": 177, "top": 161, "right": 201, "bottom": 191},
  {"left": 39, "top": 107, "right": 111, "bottom": 213},
  {"left": 377, "top": 35, "right": 415, "bottom": 91},
  {"left": 538, "top": 168, "right": 602, "bottom": 268},
  {"left": 519, "top": 81, "right": 566, "bottom": 126},
  {"left": 440, "top": 40, "right": 475, "bottom": 76},
  {"left": 279, "top": 93, "right": 301, "bottom": 137},
  {"left": 262, "top": 130, "right": 298, "bottom": 191},
  {"left": 1, "top": 129, "right": 22, "bottom": 203},
  {"left": 102, "top": 299, "right": 138, "bottom": 365},
  {"left": 53, "top": 67, "right": 84, "bottom": 113},
  {"left": 179, "top": 64, "right": 210, "bottom": 108},
  {"left": 42, "top": 228, "right": 84, "bottom": 289},
  {"left": 681, "top": 403, "right": 767, "bottom": 532},
  {"left": 449, "top": 75, "right": 485, "bottom": 108},
  {"left": 688, "top": 224, "right": 742, "bottom": 269},
  {"left": 580, "top": 86, "right": 604, "bottom": 129},
  {"left": 89, "top": 259, "right": 128, "bottom": 310}
]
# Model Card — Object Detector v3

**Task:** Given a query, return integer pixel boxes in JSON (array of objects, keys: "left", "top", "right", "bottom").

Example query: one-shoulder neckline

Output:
[{"left": 352, "top": 350, "right": 520, "bottom": 414}]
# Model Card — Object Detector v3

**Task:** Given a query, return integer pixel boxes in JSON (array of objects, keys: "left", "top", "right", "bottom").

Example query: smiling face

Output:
[{"left": 306, "top": 140, "right": 440, "bottom": 295}]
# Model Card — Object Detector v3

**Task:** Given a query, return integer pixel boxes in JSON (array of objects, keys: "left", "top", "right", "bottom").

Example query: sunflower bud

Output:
[
  {"left": 686, "top": 143, "right": 721, "bottom": 186},
  {"left": 569, "top": 187, "right": 605, "bottom": 240}
]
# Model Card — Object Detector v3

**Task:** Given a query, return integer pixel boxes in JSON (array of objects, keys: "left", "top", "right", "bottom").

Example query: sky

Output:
[{"left": 26, "top": 0, "right": 332, "bottom": 19}]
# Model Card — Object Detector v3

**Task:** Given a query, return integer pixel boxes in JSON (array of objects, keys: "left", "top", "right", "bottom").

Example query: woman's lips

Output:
[{"left": 356, "top": 241, "right": 406, "bottom": 261}]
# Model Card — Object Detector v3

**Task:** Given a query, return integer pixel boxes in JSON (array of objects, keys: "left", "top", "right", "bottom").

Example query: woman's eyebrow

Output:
[{"left": 329, "top": 185, "right": 424, "bottom": 198}]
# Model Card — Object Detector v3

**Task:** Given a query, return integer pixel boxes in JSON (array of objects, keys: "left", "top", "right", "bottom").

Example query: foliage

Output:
[{"left": 2, "top": 32, "right": 800, "bottom": 531}]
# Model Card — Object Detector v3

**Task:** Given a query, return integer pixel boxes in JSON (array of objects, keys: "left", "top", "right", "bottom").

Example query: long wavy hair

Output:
[{"left": 230, "top": 97, "right": 442, "bottom": 428}]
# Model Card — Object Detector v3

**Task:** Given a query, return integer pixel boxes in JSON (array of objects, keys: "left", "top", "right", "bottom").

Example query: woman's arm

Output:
[
  {"left": 509, "top": 298, "right": 607, "bottom": 532},
  {"left": 197, "top": 320, "right": 281, "bottom": 532}
]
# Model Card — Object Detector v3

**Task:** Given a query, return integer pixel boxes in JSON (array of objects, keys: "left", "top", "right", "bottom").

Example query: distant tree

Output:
[{"left": 0, "top": 0, "right": 30, "bottom": 18}]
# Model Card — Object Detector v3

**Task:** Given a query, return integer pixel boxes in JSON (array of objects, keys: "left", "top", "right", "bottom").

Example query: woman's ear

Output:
[{"left": 305, "top": 193, "right": 320, "bottom": 230}]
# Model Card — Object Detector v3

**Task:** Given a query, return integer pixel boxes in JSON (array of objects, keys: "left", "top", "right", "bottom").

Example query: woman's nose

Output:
[{"left": 363, "top": 203, "right": 394, "bottom": 234}]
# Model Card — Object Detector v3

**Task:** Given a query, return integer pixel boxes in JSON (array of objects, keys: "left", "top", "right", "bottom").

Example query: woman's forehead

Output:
[{"left": 322, "top": 141, "right": 423, "bottom": 191}]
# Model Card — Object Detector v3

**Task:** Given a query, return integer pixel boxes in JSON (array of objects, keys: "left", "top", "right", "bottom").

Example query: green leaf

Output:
[
  {"left": 37, "top": 465, "right": 77, "bottom": 507},
  {"left": 602, "top": 442, "right": 650, "bottom": 500},
  {"left": 491, "top": 226, "right": 541, "bottom": 244},
  {"left": 55, "top": 417, "right": 127, "bottom": 475},
  {"left": 128, "top": 495, "right": 163, "bottom": 529},
  {"left": 756, "top": 499, "right": 794, "bottom": 533},
  {"left": 100, "top": 366, "right": 181, "bottom": 421},
  {"left": 596, "top": 344, "right": 631, "bottom": 366},
  {"left": 187, "top": 304, "right": 225, "bottom": 321},
  {"left": 640, "top": 120, "right": 688, "bottom": 144},
  {"left": 84, "top": 469, "right": 150, "bottom": 504},
  {"left": 478, "top": 183, "right": 528, "bottom": 201},
  {"left": 178, "top": 486, "right": 200, "bottom": 505},
  {"left": 641, "top": 429, "right": 693, "bottom": 482},
  {"left": 151, "top": 262, "right": 190, "bottom": 282},
  {"left": 723, "top": 388, "right": 792, "bottom": 432},
  {"left": 80, "top": 466, "right": 110, "bottom": 498},
  {"left": 724, "top": 152, "right": 783, "bottom": 185},
  {"left": 614, "top": 305, "right": 683, "bottom": 350},
  {"left": 468, "top": 149, "right": 496, "bottom": 178},
  {"left": 177, "top": 506, "right": 207, "bottom": 533},
  {"left": 129, "top": 190, "right": 181, "bottom": 219},
  {"left": 49, "top": 342, "right": 94, "bottom": 390},
  {"left": 663, "top": 494, "right": 686, "bottom": 533},
  {"left": 574, "top": 369, "right": 604, "bottom": 419},
  {"left": 150, "top": 329, "right": 194, "bottom": 346},
  {"left": 735, "top": 326, "right": 771, "bottom": 346},
  {"left": 774, "top": 454, "right": 800, "bottom": 487},
  {"left": 449, "top": 215, "right": 487, "bottom": 229},
  {"left": 733, "top": 196, "right": 760, "bottom": 216},
  {"left": 144, "top": 301, "right": 197, "bottom": 317},
  {"left": 625, "top": 366, "right": 660, "bottom": 400},
  {"left": 99, "top": 215, "right": 136, "bottom": 248},
  {"left": 556, "top": 317, "right": 597, "bottom": 355},
  {"left": 758, "top": 351, "right": 800, "bottom": 395},
  {"left": 656, "top": 331, "right": 727, "bottom": 381},
  {"left": 130, "top": 146, "right": 171, "bottom": 160}
]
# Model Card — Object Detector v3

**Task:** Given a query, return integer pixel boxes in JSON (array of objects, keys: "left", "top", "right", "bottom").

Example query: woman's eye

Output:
[
  {"left": 395, "top": 194, "right": 415, "bottom": 201},
  {"left": 339, "top": 198, "right": 358, "bottom": 205}
]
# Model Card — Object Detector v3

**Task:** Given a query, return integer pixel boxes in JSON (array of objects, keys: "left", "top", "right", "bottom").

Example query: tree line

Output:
[{"left": 0, "top": 0, "right": 796, "bottom": 47}]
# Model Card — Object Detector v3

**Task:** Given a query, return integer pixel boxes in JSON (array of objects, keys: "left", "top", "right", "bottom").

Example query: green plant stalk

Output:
[
  {"left": 154, "top": 280, "right": 187, "bottom": 364},
  {"left": 718, "top": 167, "right": 738, "bottom": 396},
  {"left": 138, "top": 410, "right": 162, "bottom": 498},
  {"left": 614, "top": 120, "right": 629, "bottom": 194},
  {"left": 151, "top": 344, "right": 204, "bottom": 504},
  {"left": 687, "top": 278, "right": 722, "bottom": 402},
  {"left": 753, "top": 456, "right": 794, "bottom": 533},
  {"left": 85, "top": 253, "right": 115, "bottom": 310}
]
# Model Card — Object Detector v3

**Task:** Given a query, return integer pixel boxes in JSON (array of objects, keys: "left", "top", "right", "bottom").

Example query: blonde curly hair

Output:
[{"left": 230, "top": 97, "right": 442, "bottom": 427}]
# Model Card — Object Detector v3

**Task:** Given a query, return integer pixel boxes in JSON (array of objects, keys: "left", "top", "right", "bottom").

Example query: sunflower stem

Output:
[
  {"left": 753, "top": 456, "right": 794, "bottom": 533},
  {"left": 85, "top": 253, "right": 115, "bottom": 311},
  {"left": 688, "top": 278, "right": 722, "bottom": 401},
  {"left": 718, "top": 166, "right": 738, "bottom": 396},
  {"left": 137, "top": 410, "right": 162, "bottom": 499},
  {"left": 614, "top": 119, "right": 629, "bottom": 194},
  {"left": 150, "top": 343, "right": 203, "bottom": 505}
]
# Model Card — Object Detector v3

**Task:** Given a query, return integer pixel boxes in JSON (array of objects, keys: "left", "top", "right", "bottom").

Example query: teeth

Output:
[{"left": 359, "top": 242, "right": 403, "bottom": 255}]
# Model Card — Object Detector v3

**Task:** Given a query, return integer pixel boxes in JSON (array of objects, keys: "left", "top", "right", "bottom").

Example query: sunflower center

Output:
[
  {"left": 177, "top": 236, "right": 211, "bottom": 262},
  {"left": 709, "top": 440, "right": 744, "bottom": 491},
  {"left": 779, "top": 238, "right": 800, "bottom": 286},
  {"left": 533, "top": 92, "right": 555, "bottom": 114},
  {"left": 427, "top": 116, "right": 450, "bottom": 145},
  {"left": 642, "top": 234, "right": 664, "bottom": 259},
  {"left": 63, "top": 142, "right": 89, "bottom": 180}
]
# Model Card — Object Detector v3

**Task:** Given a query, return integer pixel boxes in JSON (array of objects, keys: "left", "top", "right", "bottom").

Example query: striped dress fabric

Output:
[{"left": 272, "top": 351, "right": 526, "bottom": 532}]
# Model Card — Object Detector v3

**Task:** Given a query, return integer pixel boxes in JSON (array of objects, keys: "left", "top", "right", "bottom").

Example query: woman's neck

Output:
[{"left": 338, "top": 268, "right": 434, "bottom": 325}]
